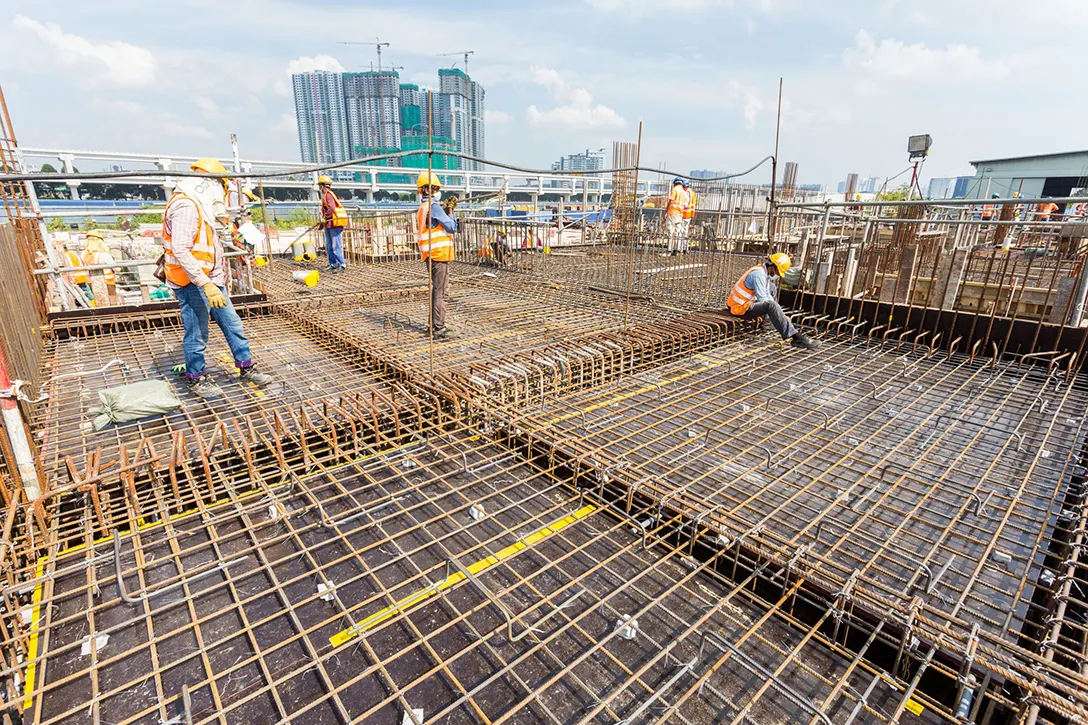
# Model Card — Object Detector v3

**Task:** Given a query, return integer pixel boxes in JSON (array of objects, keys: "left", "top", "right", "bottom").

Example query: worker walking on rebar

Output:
[
  {"left": 416, "top": 171, "right": 458, "bottom": 339},
  {"left": 665, "top": 177, "right": 690, "bottom": 255},
  {"left": 318, "top": 175, "right": 348, "bottom": 273},
  {"left": 681, "top": 179, "right": 696, "bottom": 252},
  {"left": 727, "top": 253, "right": 820, "bottom": 350},
  {"left": 162, "top": 157, "right": 273, "bottom": 399}
]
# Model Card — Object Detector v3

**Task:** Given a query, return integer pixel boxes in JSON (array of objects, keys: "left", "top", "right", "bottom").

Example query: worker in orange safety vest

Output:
[
  {"left": 680, "top": 179, "right": 696, "bottom": 253},
  {"left": 416, "top": 171, "right": 458, "bottom": 339},
  {"left": 82, "top": 231, "right": 119, "bottom": 306},
  {"left": 318, "top": 175, "right": 349, "bottom": 272},
  {"left": 1036, "top": 199, "right": 1060, "bottom": 222},
  {"left": 727, "top": 253, "right": 820, "bottom": 350},
  {"left": 664, "top": 177, "right": 690, "bottom": 255},
  {"left": 161, "top": 157, "right": 273, "bottom": 399}
]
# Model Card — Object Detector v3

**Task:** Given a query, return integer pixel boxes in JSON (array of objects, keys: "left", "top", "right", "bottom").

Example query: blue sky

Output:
[{"left": 2, "top": 0, "right": 1085, "bottom": 189}]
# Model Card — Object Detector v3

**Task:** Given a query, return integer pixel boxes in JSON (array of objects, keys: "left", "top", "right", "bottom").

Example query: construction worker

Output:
[
  {"left": 727, "top": 253, "right": 820, "bottom": 350},
  {"left": 61, "top": 242, "right": 93, "bottom": 304},
  {"left": 162, "top": 157, "right": 272, "bottom": 399},
  {"left": 665, "top": 177, "right": 690, "bottom": 255},
  {"left": 83, "top": 231, "right": 118, "bottom": 305},
  {"left": 318, "top": 175, "right": 348, "bottom": 272},
  {"left": 681, "top": 179, "right": 696, "bottom": 253},
  {"left": 416, "top": 171, "right": 457, "bottom": 338},
  {"left": 980, "top": 193, "right": 999, "bottom": 222},
  {"left": 1036, "top": 198, "right": 1060, "bottom": 222}
]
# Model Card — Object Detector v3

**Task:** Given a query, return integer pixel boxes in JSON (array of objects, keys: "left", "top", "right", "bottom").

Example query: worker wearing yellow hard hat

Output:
[
  {"left": 159, "top": 155, "right": 273, "bottom": 399},
  {"left": 82, "top": 230, "right": 120, "bottom": 305},
  {"left": 416, "top": 171, "right": 458, "bottom": 339},
  {"left": 317, "top": 175, "right": 348, "bottom": 272},
  {"left": 726, "top": 252, "right": 820, "bottom": 350}
]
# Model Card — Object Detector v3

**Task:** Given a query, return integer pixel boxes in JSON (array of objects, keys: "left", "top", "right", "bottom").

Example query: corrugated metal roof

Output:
[{"left": 969, "top": 149, "right": 1088, "bottom": 165}]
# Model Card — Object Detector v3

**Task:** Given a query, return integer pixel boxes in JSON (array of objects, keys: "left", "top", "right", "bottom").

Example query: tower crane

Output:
[{"left": 437, "top": 50, "right": 475, "bottom": 74}]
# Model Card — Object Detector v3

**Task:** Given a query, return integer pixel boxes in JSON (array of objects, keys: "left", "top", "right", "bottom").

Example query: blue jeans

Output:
[
  {"left": 174, "top": 284, "right": 252, "bottom": 380},
  {"left": 325, "top": 226, "right": 345, "bottom": 268}
]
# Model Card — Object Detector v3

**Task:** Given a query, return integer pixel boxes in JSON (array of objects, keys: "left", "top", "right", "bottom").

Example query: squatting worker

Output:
[
  {"left": 318, "top": 175, "right": 348, "bottom": 272},
  {"left": 416, "top": 171, "right": 458, "bottom": 339},
  {"left": 162, "top": 157, "right": 273, "bottom": 399},
  {"left": 727, "top": 253, "right": 820, "bottom": 350}
]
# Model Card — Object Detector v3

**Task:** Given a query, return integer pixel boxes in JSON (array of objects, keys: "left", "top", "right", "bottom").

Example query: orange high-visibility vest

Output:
[
  {"left": 1037, "top": 202, "right": 1059, "bottom": 220},
  {"left": 416, "top": 201, "right": 454, "bottom": 262},
  {"left": 162, "top": 192, "right": 217, "bottom": 286},
  {"left": 683, "top": 188, "right": 697, "bottom": 219},
  {"left": 65, "top": 250, "right": 88, "bottom": 284},
  {"left": 981, "top": 204, "right": 995, "bottom": 219},
  {"left": 727, "top": 265, "right": 764, "bottom": 316},
  {"left": 666, "top": 185, "right": 688, "bottom": 219}
]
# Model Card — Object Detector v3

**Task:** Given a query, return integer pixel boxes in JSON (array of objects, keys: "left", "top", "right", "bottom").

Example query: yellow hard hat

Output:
[
  {"left": 317, "top": 175, "right": 333, "bottom": 186},
  {"left": 85, "top": 230, "right": 104, "bottom": 241},
  {"left": 416, "top": 171, "right": 441, "bottom": 190},
  {"left": 768, "top": 252, "right": 791, "bottom": 276},
  {"left": 190, "top": 157, "right": 229, "bottom": 175}
]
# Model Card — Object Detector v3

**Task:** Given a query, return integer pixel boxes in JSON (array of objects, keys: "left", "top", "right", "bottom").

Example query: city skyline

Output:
[{"left": 292, "top": 66, "right": 485, "bottom": 173}]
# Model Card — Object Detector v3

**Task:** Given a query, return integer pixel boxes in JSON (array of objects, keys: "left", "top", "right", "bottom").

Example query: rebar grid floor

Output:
[
  {"left": 511, "top": 332, "right": 1087, "bottom": 652},
  {"left": 33, "top": 314, "right": 409, "bottom": 473},
  {"left": 17, "top": 432, "right": 942, "bottom": 725},
  {"left": 290, "top": 271, "right": 684, "bottom": 376},
  {"left": 7, "top": 263, "right": 1087, "bottom": 725},
  {"left": 254, "top": 259, "right": 431, "bottom": 302}
]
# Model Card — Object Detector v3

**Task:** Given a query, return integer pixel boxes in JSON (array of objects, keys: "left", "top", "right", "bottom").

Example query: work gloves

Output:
[{"left": 202, "top": 282, "right": 228, "bottom": 309}]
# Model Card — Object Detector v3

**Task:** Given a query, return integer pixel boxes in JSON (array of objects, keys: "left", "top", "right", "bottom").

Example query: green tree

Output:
[{"left": 876, "top": 183, "right": 911, "bottom": 202}]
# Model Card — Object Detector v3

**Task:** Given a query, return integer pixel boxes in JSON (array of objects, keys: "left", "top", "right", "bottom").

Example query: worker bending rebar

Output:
[
  {"left": 727, "top": 253, "right": 820, "bottom": 350},
  {"left": 416, "top": 171, "right": 458, "bottom": 339},
  {"left": 162, "top": 157, "right": 273, "bottom": 398}
]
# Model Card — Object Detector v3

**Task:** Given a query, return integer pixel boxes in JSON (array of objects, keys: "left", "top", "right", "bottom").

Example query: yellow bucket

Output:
[{"left": 292, "top": 270, "right": 320, "bottom": 287}]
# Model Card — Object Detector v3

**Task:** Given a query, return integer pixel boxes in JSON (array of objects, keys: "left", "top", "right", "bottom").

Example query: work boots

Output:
[
  {"left": 239, "top": 366, "right": 274, "bottom": 386},
  {"left": 188, "top": 376, "right": 224, "bottom": 399},
  {"left": 790, "top": 333, "right": 821, "bottom": 351}
]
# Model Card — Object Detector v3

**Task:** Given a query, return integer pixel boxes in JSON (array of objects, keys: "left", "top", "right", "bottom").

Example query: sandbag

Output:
[{"left": 88, "top": 380, "right": 182, "bottom": 430}]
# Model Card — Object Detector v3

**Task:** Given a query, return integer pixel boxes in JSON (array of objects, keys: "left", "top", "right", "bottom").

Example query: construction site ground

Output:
[{"left": 11, "top": 252, "right": 1088, "bottom": 724}]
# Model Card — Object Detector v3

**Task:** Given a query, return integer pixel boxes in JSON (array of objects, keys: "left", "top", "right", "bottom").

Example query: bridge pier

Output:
[{"left": 60, "top": 154, "right": 80, "bottom": 201}]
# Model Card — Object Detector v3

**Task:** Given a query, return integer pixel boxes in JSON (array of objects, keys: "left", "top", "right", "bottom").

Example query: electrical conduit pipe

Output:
[{"left": 0, "top": 345, "right": 41, "bottom": 500}]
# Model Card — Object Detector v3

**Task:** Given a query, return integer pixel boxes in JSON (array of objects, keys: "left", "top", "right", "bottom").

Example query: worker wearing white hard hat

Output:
[{"left": 161, "top": 157, "right": 272, "bottom": 399}]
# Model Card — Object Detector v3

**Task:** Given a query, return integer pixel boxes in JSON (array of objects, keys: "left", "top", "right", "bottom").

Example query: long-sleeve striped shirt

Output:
[{"left": 163, "top": 196, "right": 226, "bottom": 289}]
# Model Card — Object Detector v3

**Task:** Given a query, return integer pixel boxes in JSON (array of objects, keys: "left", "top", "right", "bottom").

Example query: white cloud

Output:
[
  {"left": 285, "top": 54, "right": 345, "bottom": 75},
  {"left": 12, "top": 15, "right": 155, "bottom": 87},
  {"left": 843, "top": 29, "right": 1007, "bottom": 81},
  {"left": 484, "top": 110, "right": 513, "bottom": 124},
  {"left": 272, "top": 111, "right": 297, "bottom": 135},
  {"left": 194, "top": 96, "right": 219, "bottom": 120},
  {"left": 275, "top": 55, "right": 345, "bottom": 95},
  {"left": 94, "top": 99, "right": 212, "bottom": 140},
  {"left": 526, "top": 67, "right": 626, "bottom": 130},
  {"left": 726, "top": 81, "right": 764, "bottom": 130}
]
